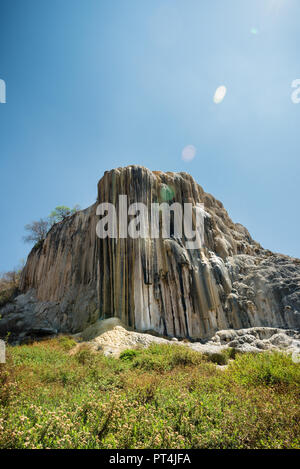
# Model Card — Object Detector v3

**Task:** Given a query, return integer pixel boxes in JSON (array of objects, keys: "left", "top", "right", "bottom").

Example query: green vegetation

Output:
[
  {"left": 119, "top": 344, "right": 204, "bottom": 370},
  {"left": 0, "top": 339, "right": 299, "bottom": 449},
  {"left": 23, "top": 205, "right": 81, "bottom": 246},
  {"left": 49, "top": 205, "right": 80, "bottom": 224}
]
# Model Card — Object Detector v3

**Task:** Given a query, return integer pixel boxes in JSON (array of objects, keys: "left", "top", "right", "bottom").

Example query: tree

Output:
[
  {"left": 0, "top": 262, "right": 24, "bottom": 307},
  {"left": 23, "top": 205, "right": 80, "bottom": 246},
  {"left": 23, "top": 219, "right": 50, "bottom": 244},
  {"left": 49, "top": 205, "right": 80, "bottom": 225}
]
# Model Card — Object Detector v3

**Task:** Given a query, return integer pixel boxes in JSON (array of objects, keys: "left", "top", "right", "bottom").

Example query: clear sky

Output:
[{"left": 0, "top": 0, "right": 299, "bottom": 272}]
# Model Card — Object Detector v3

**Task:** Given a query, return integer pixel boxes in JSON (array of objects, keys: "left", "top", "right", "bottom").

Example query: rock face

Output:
[
  {"left": 76, "top": 319, "right": 300, "bottom": 358},
  {"left": 1, "top": 165, "right": 300, "bottom": 342}
]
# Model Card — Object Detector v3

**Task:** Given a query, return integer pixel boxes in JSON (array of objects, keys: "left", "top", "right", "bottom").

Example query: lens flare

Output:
[
  {"left": 182, "top": 145, "right": 196, "bottom": 162},
  {"left": 213, "top": 85, "right": 227, "bottom": 104}
]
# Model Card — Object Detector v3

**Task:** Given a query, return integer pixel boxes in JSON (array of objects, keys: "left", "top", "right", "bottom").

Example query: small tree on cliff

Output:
[
  {"left": 23, "top": 219, "right": 50, "bottom": 244},
  {"left": 23, "top": 206, "right": 80, "bottom": 246},
  {"left": 49, "top": 205, "right": 80, "bottom": 224}
]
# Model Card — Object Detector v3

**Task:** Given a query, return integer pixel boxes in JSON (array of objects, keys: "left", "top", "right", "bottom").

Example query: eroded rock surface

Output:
[
  {"left": 1, "top": 165, "right": 300, "bottom": 342},
  {"left": 76, "top": 319, "right": 300, "bottom": 358}
]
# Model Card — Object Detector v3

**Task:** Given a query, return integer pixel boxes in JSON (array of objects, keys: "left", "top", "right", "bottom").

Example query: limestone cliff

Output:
[{"left": 1, "top": 166, "right": 300, "bottom": 342}]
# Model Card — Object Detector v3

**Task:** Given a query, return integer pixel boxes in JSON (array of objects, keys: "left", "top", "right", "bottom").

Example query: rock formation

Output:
[
  {"left": 1, "top": 165, "right": 300, "bottom": 343},
  {"left": 76, "top": 318, "right": 300, "bottom": 358}
]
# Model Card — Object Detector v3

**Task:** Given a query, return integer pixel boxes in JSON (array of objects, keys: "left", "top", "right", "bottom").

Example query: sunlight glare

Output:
[
  {"left": 182, "top": 145, "right": 196, "bottom": 162},
  {"left": 213, "top": 86, "right": 227, "bottom": 104}
]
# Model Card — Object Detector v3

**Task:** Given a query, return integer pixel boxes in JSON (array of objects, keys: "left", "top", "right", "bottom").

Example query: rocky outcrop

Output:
[
  {"left": 75, "top": 319, "right": 300, "bottom": 358},
  {"left": 1, "top": 165, "right": 300, "bottom": 343}
]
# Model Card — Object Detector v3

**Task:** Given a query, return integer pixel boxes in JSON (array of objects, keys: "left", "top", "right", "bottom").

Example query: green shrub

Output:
[
  {"left": 206, "top": 351, "right": 228, "bottom": 366},
  {"left": 119, "top": 349, "right": 140, "bottom": 361},
  {"left": 229, "top": 351, "right": 300, "bottom": 387},
  {"left": 226, "top": 347, "right": 238, "bottom": 359},
  {"left": 132, "top": 354, "right": 166, "bottom": 371},
  {"left": 74, "top": 346, "right": 96, "bottom": 365},
  {"left": 57, "top": 335, "right": 76, "bottom": 351},
  {"left": 169, "top": 346, "right": 203, "bottom": 367},
  {"left": 123, "top": 344, "right": 203, "bottom": 371}
]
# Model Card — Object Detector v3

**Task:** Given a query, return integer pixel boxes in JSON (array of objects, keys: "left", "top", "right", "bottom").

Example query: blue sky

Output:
[{"left": 0, "top": 0, "right": 299, "bottom": 272}]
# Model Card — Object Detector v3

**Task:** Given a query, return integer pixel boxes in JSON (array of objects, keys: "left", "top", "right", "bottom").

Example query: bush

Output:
[
  {"left": 119, "top": 349, "right": 140, "bottom": 361},
  {"left": 124, "top": 344, "right": 203, "bottom": 371},
  {"left": 205, "top": 351, "right": 228, "bottom": 366},
  {"left": 74, "top": 346, "right": 96, "bottom": 365},
  {"left": 229, "top": 351, "right": 300, "bottom": 387},
  {"left": 57, "top": 336, "right": 76, "bottom": 351},
  {"left": 132, "top": 354, "right": 166, "bottom": 371},
  {"left": 226, "top": 347, "right": 238, "bottom": 359}
]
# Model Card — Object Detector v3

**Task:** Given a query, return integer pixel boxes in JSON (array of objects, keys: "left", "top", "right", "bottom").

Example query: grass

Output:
[{"left": 0, "top": 338, "right": 299, "bottom": 449}]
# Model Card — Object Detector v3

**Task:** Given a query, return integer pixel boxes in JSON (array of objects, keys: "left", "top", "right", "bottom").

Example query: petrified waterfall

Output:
[
  {"left": 1, "top": 165, "right": 300, "bottom": 342},
  {"left": 96, "top": 166, "right": 251, "bottom": 338}
]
